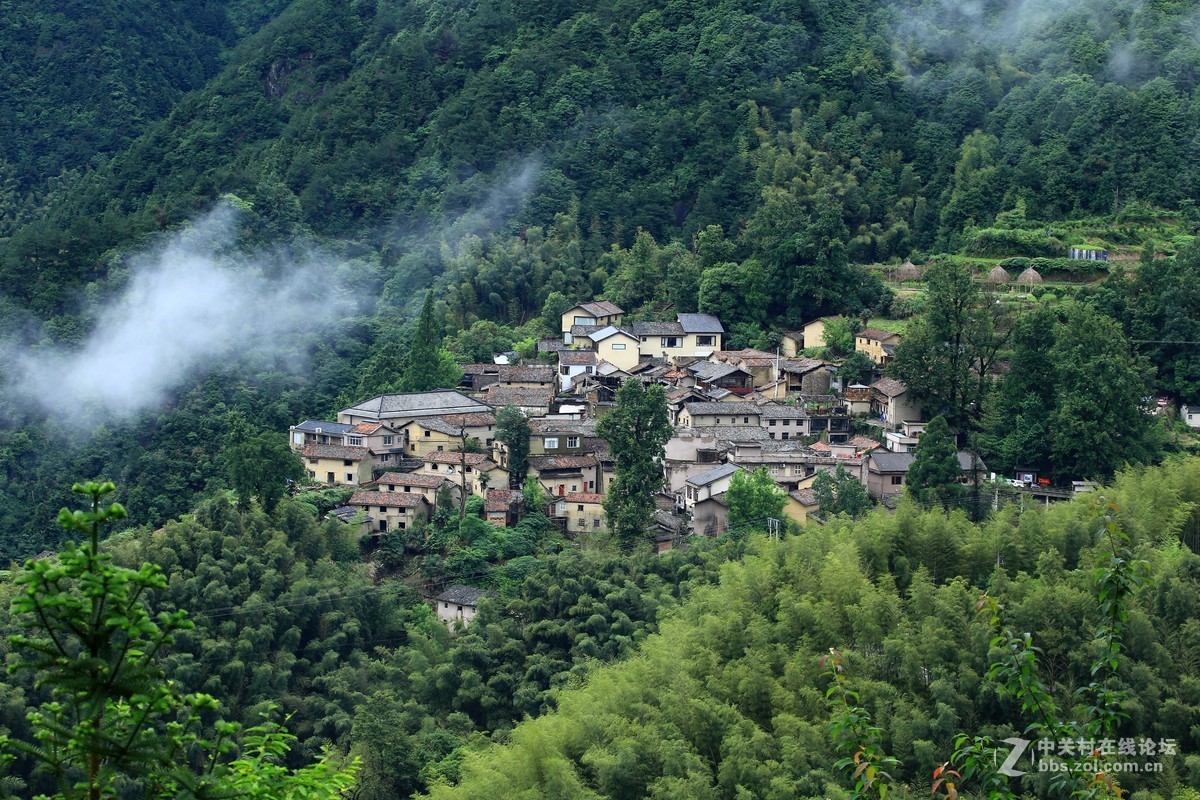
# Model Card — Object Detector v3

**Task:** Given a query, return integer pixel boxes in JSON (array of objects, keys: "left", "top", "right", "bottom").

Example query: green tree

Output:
[
  {"left": 812, "top": 464, "right": 872, "bottom": 518},
  {"left": 496, "top": 406, "right": 532, "bottom": 489},
  {"left": 225, "top": 432, "right": 306, "bottom": 512},
  {"left": 725, "top": 467, "right": 786, "bottom": 533},
  {"left": 906, "top": 415, "right": 962, "bottom": 509},
  {"left": 400, "top": 292, "right": 461, "bottom": 392},
  {"left": 3, "top": 481, "right": 358, "bottom": 799},
  {"left": 596, "top": 381, "right": 672, "bottom": 547},
  {"left": 838, "top": 350, "right": 875, "bottom": 386}
]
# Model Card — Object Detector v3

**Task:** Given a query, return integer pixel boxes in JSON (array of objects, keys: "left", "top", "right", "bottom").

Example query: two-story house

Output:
[
  {"left": 554, "top": 492, "right": 607, "bottom": 535},
  {"left": 871, "top": 377, "right": 923, "bottom": 430},
  {"left": 301, "top": 444, "right": 372, "bottom": 486},
  {"left": 288, "top": 420, "right": 353, "bottom": 450},
  {"left": 528, "top": 454, "right": 600, "bottom": 497},
  {"left": 856, "top": 328, "right": 902, "bottom": 366},
  {"left": 557, "top": 349, "right": 598, "bottom": 392},
  {"left": 367, "top": 471, "right": 461, "bottom": 506},
  {"left": 338, "top": 389, "right": 491, "bottom": 427},
  {"left": 421, "top": 451, "right": 507, "bottom": 496},
  {"left": 347, "top": 489, "right": 431, "bottom": 534},
  {"left": 561, "top": 301, "right": 625, "bottom": 344},
  {"left": 677, "top": 401, "right": 762, "bottom": 428}
]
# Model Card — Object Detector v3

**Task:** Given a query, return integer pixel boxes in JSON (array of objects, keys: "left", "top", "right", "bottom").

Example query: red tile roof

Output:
[
  {"left": 485, "top": 489, "right": 523, "bottom": 513},
  {"left": 424, "top": 451, "right": 499, "bottom": 467},
  {"left": 348, "top": 490, "right": 428, "bottom": 509},
  {"left": 561, "top": 492, "right": 605, "bottom": 504}
]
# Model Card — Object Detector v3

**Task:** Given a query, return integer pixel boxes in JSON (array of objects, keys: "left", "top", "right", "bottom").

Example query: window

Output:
[
  {"left": 424, "top": 430, "right": 431, "bottom": 437},
  {"left": 782, "top": 420, "right": 790, "bottom": 427},
  {"left": 660, "top": 336, "right": 681, "bottom": 348},
  {"left": 464, "top": 466, "right": 472, "bottom": 473},
  {"left": 577, "top": 504, "right": 584, "bottom": 511},
  {"left": 573, "top": 315, "right": 596, "bottom": 327},
  {"left": 378, "top": 520, "right": 387, "bottom": 532},
  {"left": 437, "top": 445, "right": 444, "bottom": 451},
  {"left": 611, "top": 343, "right": 626, "bottom": 350},
  {"left": 381, "top": 453, "right": 391, "bottom": 462},
  {"left": 545, "top": 437, "right": 559, "bottom": 449},
  {"left": 308, "top": 457, "right": 318, "bottom": 464},
  {"left": 567, "top": 436, "right": 579, "bottom": 448},
  {"left": 387, "top": 485, "right": 395, "bottom": 492},
  {"left": 348, "top": 436, "right": 363, "bottom": 446},
  {"left": 308, "top": 470, "right": 315, "bottom": 479},
  {"left": 347, "top": 473, "right": 355, "bottom": 482},
  {"left": 343, "top": 459, "right": 354, "bottom": 466},
  {"left": 383, "top": 435, "right": 393, "bottom": 445},
  {"left": 781, "top": 432, "right": 789, "bottom": 440},
  {"left": 593, "top": 518, "right": 601, "bottom": 528},
  {"left": 891, "top": 476, "right": 903, "bottom": 485},
  {"left": 561, "top": 366, "right": 570, "bottom": 375},
  {"left": 410, "top": 443, "right": 417, "bottom": 452},
  {"left": 743, "top": 417, "right": 749, "bottom": 424},
  {"left": 697, "top": 335, "right": 715, "bottom": 347},
  {"left": 585, "top": 366, "right": 593, "bottom": 374},
  {"left": 768, "top": 432, "right": 776, "bottom": 440},
  {"left": 378, "top": 506, "right": 387, "bottom": 513},
  {"left": 769, "top": 419, "right": 777, "bottom": 426}
]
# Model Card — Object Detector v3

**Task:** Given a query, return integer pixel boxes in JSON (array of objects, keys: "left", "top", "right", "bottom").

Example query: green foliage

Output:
[
  {"left": 225, "top": 432, "right": 306, "bottom": 512},
  {"left": 401, "top": 293, "right": 462, "bottom": 393},
  {"left": 724, "top": 467, "right": 786, "bottom": 534},
  {"left": 813, "top": 464, "right": 873, "bottom": 519},
  {"left": 596, "top": 382, "right": 672, "bottom": 547},
  {"left": 3, "top": 481, "right": 359, "bottom": 799},
  {"left": 495, "top": 407, "right": 531, "bottom": 490},
  {"left": 907, "top": 416, "right": 963, "bottom": 508}
]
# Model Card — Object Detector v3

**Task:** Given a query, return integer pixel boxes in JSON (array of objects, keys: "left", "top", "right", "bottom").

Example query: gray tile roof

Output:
[
  {"left": 341, "top": 390, "right": 490, "bottom": 420},
  {"left": 759, "top": 404, "right": 811, "bottom": 419},
  {"left": 292, "top": 420, "right": 354, "bottom": 435},
  {"left": 686, "top": 462, "right": 742, "bottom": 487},
  {"left": 871, "top": 378, "right": 908, "bottom": 398},
  {"left": 690, "top": 361, "right": 744, "bottom": 381},
  {"left": 436, "top": 585, "right": 492, "bottom": 605},
  {"left": 683, "top": 401, "right": 762, "bottom": 416},
  {"left": 558, "top": 350, "right": 598, "bottom": 366},
  {"left": 577, "top": 300, "right": 624, "bottom": 317},
  {"left": 629, "top": 321, "right": 685, "bottom": 336},
  {"left": 677, "top": 313, "right": 725, "bottom": 333},
  {"left": 301, "top": 444, "right": 370, "bottom": 460},
  {"left": 869, "top": 452, "right": 915, "bottom": 473},
  {"left": 496, "top": 365, "right": 556, "bottom": 383}
]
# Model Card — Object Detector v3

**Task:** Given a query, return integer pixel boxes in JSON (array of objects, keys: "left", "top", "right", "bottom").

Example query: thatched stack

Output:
[
  {"left": 895, "top": 261, "right": 921, "bottom": 282},
  {"left": 986, "top": 265, "right": 1012, "bottom": 285},
  {"left": 1017, "top": 267, "right": 1043, "bottom": 288}
]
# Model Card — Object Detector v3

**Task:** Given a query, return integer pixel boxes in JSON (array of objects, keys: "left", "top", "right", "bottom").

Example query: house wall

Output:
[
  {"left": 783, "top": 496, "right": 818, "bottom": 526},
  {"left": 402, "top": 425, "right": 459, "bottom": 458},
  {"left": 305, "top": 456, "right": 372, "bottom": 486},
  {"left": 560, "top": 307, "right": 621, "bottom": 335},
  {"left": 595, "top": 335, "right": 641, "bottom": 370},
  {"left": 557, "top": 501, "right": 607, "bottom": 534},
  {"left": 356, "top": 502, "right": 429, "bottom": 534},
  {"left": 436, "top": 601, "right": 480, "bottom": 627},
  {"left": 692, "top": 499, "right": 729, "bottom": 536},
  {"left": 677, "top": 409, "right": 761, "bottom": 427},
  {"left": 865, "top": 470, "right": 906, "bottom": 500},
  {"left": 856, "top": 336, "right": 896, "bottom": 365},
  {"left": 803, "top": 320, "right": 831, "bottom": 350},
  {"left": 683, "top": 474, "right": 735, "bottom": 509}
]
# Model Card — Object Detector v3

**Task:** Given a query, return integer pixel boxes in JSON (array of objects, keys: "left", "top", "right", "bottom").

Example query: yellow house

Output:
[
  {"left": 301, "top": 444, "right": 372, "bottom": 487},
  {"left": 780, "top": 331, "right": 805, "bottom": 357},
  {"left": 368, "top": 471, "right": 460, "bottom": 505},
  {"left": 554, "top": 492, "right": 607, "bottom": 535},
  {"left": 783, "top": 488, "right": 820, "bottom": 526},
  {"left": 347, "top": 489, "right": 431, "bottom": 535},
  {"left": 802, "top": 316, "right": 844, "bottom": 350},
  {"left": 586, "top": 327, "right": 641, "bottom": 371},
  {"left": 855, "top": 328, "right": 902, "bottom": 365},
  {"left": 561, "top": 300, "right": 624, "bottom": 343},
  {"left": 422, "top": 451, "right": 507, "bottom": 496}
]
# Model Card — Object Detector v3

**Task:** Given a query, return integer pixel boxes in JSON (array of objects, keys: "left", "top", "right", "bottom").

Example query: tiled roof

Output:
[
  {"left": 461, "top": 364, "right": 500, "bottom": 375},
  {"left": 292, "top": 420, "right": 353, "bottom": 435},
  {"left": 558, "top": 350, "right": 598, "bottom": 366},
  {"left": 760, "top": 404, "right": 810, "bottom": 419},
  {"left": 301, "top": 444, "right": 369, "bottom": 460},
  {"left": 677, "top": 313, "right": 725, "bottom": 333},
  {"left": 849, "top": 436, "right": 881, "bottom": 451},
  {"left": 578, "top": 300, "right": 624, "bottom": 317},
  {"left": 405, "top": 417, "right": 464, "bottom": 436},
  {"left": 686, "top": 462, "right": 742, "bottom": 486},
  {"left": 530, "top": 418, "right": 596, "bottom": 435},
  {"left": 436, "top": 585, "right": 491, "bottom": 605},
  {"left": 715, "top": 348, "right": 776, "bottom": 361},
  {"left": 370, "top": 472, "right": 450, "bottom": 489},
  {"left": 780, "top": 358, "right": 825, "bottom": 374},
  {"left": 424, "top": 451, "right": 499, "bottom": 467},
  {"left": 348, "top": 490, "right": 428, "bottom": 508},
  {"left": 957, "top": 452, "right": 987, "bottom": 472},
  {"left": 484, "top": 387, "right": 555, "bottom": 407},
  {"left": 496, "top": 365, "right": 555, "bottom": 383},
  {"left": 790, "top": 489, "right": 818, "bottom": 506},
  {"left": 690, "top": 362, "right": 745, "bottom": 381},
  {"left": 571, "top": 324, "right": 604, "bottom": 336},
  {"left": 485, "top": 489, "right": 523, "bottom": 513},
  {"left": 528, "top": 454, "right": 599, "bottom": 471},
  {"left": 349, "top": 421, "right": 385, "bottom": 435},
  {"left": 538, "top": 338, "right": 568, "bottom": 352},
  {"left": 871, "top": 377, "right": 908, "bottom": 398},
  {"left": 858, "top": 328, "right": 900, "bottom": 342},
  {"left": 869, "top": 452, "right": 915, "bottom": 473},
  {"left": 439, "top": 411, "right": 498, "bottom": 427},
  {"left": 682, "top": 401, "right": 762, "bottom": 416},
  {"left": 341, "top": 390, "right": 490, "bottom": 420},
  {"left": 629, "top": 321, "right": 685, "bottom": 336},
  {"left": 561, "top": 492, "right": 605, "bottom": 504}
]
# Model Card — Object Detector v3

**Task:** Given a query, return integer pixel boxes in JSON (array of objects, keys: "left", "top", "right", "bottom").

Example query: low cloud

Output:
[{"left": 1, "top": 203, "right": 353, "bottom": 422}]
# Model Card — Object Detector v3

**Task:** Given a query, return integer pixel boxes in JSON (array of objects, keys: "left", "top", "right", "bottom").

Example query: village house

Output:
[
  {"left": 663, "top": 427, "right": 728, "bottom": 493},
  {"left": 421, "top": 451, "right": 507, "bottom": 496},
  {"left": 301, "top": 443, "right": 372, "bottom": 487},
  {"left": 677, "top": 401, "right": 762, "bottom": 428},
  {"left": 557, "top": 349, "right": 598, "bottom": 392},
  {"left": 398, "top": 412, "right": 497, "bottom": 458},
  {"left": 554, "top": 492, "right": 607, "bottom": 535},
  {"left": 884, "top": 420, "right": 927, "bottom": 453},
  {"left": 484, "top": 489, "right": 524, "bottom": 526},
  {"left": 843, "top": 384, "right": 874, "bottom": 415},
  {"left": 802, "top": 316, "right": 844, "bottom": 351},
  {"left": 435, "top": 585, "right": 491, "bottom": 628},
  {"left": 871, "top": 377, "right": 923, "bottom": 430},
  {"left": 347, "top": 489, "right": 431, "bottom": 535},
  {"left": 680, "top": 463, "right": 741, "bottom": 521},
  {"left": 528, "top": 418, "right": 596, "bottom": 456},
  {"left": 561, "top": 300, "right": 625, "bottom": 344},
  {"left": 288, "top": 420, "right": 353, "bottom": 450},
  {"left": 1185, "top": 405, "right": 1200, "bottom": 429},
  {"left": 342, "top": 421, "right": 406, "bottom": 472},
  {"left": 483, "top": 386, "right": 556, "bottom": 416},
  {"left": 779, "top": 358, "right": 832, "bottom": 394},
  {"left": 688, "top": 361, "right": 754, "bottom": 396},
  {"left": 338, "top": 389, "right": 490, "bottom": 426},
  {"left": 492, "top": 364, "right": 556, "bottom": 390},
  {"left": 582, "top": 326, "right": 642, "bottom": 370},
  {"left": 783, "top": 488, "right": 821, "bottom": 526},
  {"left": 863, "top": 451, "right": 988, "bottom": 501},
  {"left": 528, "top": 454, "right": 600, "bottom": 497},
  {"left": 780, "top": 331, "right": 806, "bottom": 357},
  {"left": 367, "top": 471, "right": 461, "bottom": 506},
  {"left": 856, "top": 328, "right": 902, "bottom": 366},
  {"left": 459, "top": 364, "right": 501, "bottom": 392},
  {"left": 709, "top": 349, "right": 777, "bottom": 387}
]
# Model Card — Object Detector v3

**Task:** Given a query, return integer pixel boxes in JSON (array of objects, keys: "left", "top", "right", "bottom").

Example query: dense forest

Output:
[{"left": 4, "top": 0, "right": 1200, "bottom": 795}]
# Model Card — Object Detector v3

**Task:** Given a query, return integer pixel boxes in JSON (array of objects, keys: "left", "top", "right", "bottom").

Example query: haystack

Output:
[{"left": 986, "top": 265, "right": 1012, "bottom": 285}]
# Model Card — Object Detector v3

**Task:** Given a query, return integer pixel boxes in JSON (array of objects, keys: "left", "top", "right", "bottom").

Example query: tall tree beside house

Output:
[
  {"left": 890, "top": 261, "right": 1006, "bottom": 431},
  {"left": 1048, "top": 303, "right": 1160, "bottom": 480},
  {"left": 596, "top": 381, "right": 672, "bottom": 547},
  {"left": 400, "top": 292, "right": 462, "bottom": 393},
  {"left": 725, "top": 467, "right": 786, "bottom": 534},
  {"left": 496, "top": 406, "right": 532, "bottom": 489},
  {"left": 907, "top": 415, "right": 962, "bottom": 509},
  {"left": 812, "top": 464, "right": 872, "bottom": 519},
  {"left": 224, "top": 431, "right": 306, "bottom": 512}
]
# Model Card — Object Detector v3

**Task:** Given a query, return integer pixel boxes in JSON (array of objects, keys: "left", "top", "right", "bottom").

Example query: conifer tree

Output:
[
  {"left": 907, "top": 415, "right": 962, "bottom": 509},
  {"left": 596, "top": 381, "right": 671, "bottom": 547},
  {"left": 400, "top": 292, "right": 460, "bottom": 392}
]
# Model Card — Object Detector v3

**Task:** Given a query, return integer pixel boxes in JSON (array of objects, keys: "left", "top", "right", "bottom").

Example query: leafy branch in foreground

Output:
[
  {"left": 1, "top": 481, "right": 359, "bottom": 799},
  {"left": 822, "top": 647, "right": 900, "bottom": 799}
]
